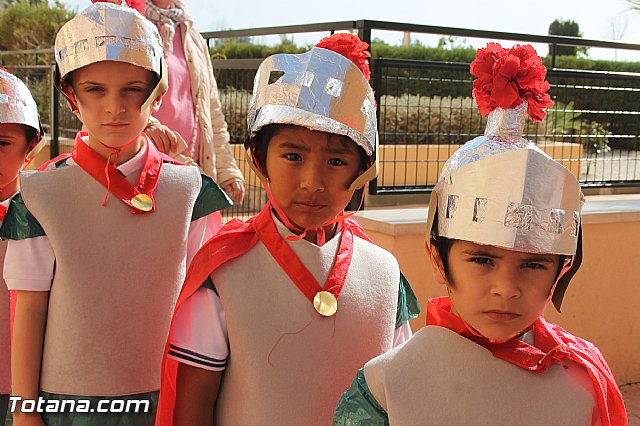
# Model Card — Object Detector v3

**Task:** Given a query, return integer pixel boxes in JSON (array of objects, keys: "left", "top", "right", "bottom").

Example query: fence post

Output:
[
  {"left": 345, "top": 20, "right": 373, "bottom": 211},
  {"left": 49, "top": 65, "right": 59, "bottom": 158},
  {"left": 368, "top": 57, "right": 382, "bottom": 196}
]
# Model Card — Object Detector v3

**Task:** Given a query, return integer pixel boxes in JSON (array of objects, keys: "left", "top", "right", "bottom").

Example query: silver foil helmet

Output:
[
  {"left": 0, "top": 68, "right": 42, "bottom": 141},
  {"left": 426, "top": 103, "right": 584, "bottom": 311},
  {"left": 54, "top": 1, "right": 167, "bottom": 109},
  {"left": 246, "top": 46, "right": 378, "bottom": 190}
]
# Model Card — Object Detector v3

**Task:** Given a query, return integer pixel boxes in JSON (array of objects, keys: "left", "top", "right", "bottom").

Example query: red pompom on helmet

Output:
[
  {"left": 90, "top": 0, "right": 145, "bottom": 15},
  {"left": 315, "top": 33, "right": 371, "bottom": 82}
]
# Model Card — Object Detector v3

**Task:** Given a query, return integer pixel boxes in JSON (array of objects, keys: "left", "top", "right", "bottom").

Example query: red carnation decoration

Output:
[
  {"left": 470, "top": 43, "right": 553, "bottom": 122},
  {"left": 91, "top": 0, "right": 145, "bottom": 15},
  {"left": 316, "top": 33, "right": 371, "bottom": 82}
]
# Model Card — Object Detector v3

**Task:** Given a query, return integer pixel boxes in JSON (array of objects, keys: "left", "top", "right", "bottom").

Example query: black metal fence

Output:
[
  {"left": 206, "top": 20, "right": 640, "bottom": 203},
  {"left": 2, "top": 20, "right": 640, "bottom": 219},
  {"left": 370, "top": 58, "right": 640, "bottom": 194}
]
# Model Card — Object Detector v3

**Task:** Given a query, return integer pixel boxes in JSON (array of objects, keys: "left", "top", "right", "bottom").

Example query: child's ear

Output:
[
  {"left": 60, "top": 83, "right": 79, "bottom": 114},
  {"left": 150, "top": 94, "right": 163, "bottom": 114},
  {"left": 426, "top": 241, "right": 448, "bottom": 286}
]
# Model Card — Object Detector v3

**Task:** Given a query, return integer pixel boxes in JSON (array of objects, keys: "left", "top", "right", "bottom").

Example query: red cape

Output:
[
  {"left": 155, "top": 206, "right": 373, "bottom": 425},
  {"left": 426, "top": 297, "right": 628, "bottom": 426}
]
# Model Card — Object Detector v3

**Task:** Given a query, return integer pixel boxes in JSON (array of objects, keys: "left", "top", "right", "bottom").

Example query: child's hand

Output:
[
  {"left": 223, "top": 181, "right": 245, "bottom": 205},
  {"left": 145, "top": 121, "right": 188, "bottom": 158}
]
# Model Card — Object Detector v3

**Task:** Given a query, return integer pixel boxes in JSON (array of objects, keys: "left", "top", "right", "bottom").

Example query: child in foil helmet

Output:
[
  {"left": 333, "top": 43, "right": 627, "bottom": 426},
  {"left": 4, "top": 1, "right": 231, "bottom": 424},
  {"left": 0, "top": 67, "right": 43, "bottom": 425},
  {"left": 156, "top": 34, "right": 420, "bottom": 425}
]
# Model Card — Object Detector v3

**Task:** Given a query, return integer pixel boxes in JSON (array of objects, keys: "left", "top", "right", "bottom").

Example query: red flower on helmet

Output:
[
  {"left": 91, "top": 0, "right": 145, "bottom": 14},
  {"left": 470, "top": 43, "right": 553, "bottom": 122},
  {"left": 315, "top": 33, "right": 371, "bottom": 82}
]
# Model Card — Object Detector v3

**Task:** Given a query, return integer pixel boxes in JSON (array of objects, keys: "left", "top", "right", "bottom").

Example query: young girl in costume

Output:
[
  {"left": 333, "top": 43, "right": 627, "bottom": 426},
  {"left": 4, "top": 2, "right": 231, "bottom": 424},
  {"left": 0, "top": 67, "right": 43, "bottom": 425},
  {"left": 156, "top": 34, "right": 420, "bottom": 425}
]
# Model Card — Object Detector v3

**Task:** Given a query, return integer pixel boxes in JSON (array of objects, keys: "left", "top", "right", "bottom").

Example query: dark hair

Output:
[
  {"left": 11, "top": 124, "right": 39, "bottom": 152},
  {"left": 249, "top": 124, "right": 371, "bottom": 175},
  {"left": 250, "top": 124, "right": 280, "bottom": 174},
  {"left": 430, "top": 236, "right": 454, "bottom": 276}
]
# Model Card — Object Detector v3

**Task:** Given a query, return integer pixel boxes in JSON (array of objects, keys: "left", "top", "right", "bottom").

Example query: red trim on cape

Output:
[
  {"left": 155, "top": 205, "right": 373, "bottom": 425},
  {"left": 426, "top": 297, "right": 628, "bottom": 426},
  {"left": 37, "top": 133, "right": 182, "bottom": 173}
]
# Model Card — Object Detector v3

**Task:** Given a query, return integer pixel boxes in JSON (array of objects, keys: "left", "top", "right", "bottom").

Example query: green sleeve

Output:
[
  {"left": 0, "top": 193, "right": 46, "bottom": 240},
  {"left": 333, "top": 368, "right": 389, "bottom": 426},
  {"left": 191, "top": 174, "right": 234, "bottom": 222},
  {"left": 396, "top": 272, "right": 421, "bottom": 329}
]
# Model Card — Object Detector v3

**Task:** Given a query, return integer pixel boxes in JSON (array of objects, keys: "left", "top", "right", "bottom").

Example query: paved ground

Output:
[
  {"left": 622, "top": 382, "right": 640, "bottom": 425},
  {"left": 580, "top": 149, "right": 640, "bottom": 183}
]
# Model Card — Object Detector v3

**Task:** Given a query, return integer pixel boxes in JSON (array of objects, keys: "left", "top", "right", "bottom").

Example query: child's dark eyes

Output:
[
  {"left": 327, "top": 158, "right": 347, "bottom": 166},
  {"left": 522, "top": 262, "right": 546, "bottom": 270},
  {"left": 86, "top": 87, "right": 103, "bottom": 93},
  {"left": 470, "top": 257, "right": 493, "bottom": 266},
  {"left": 282, "top": 153, "right": 302, "bottom": 161},
  {"left": 125, "top": 87, "right": 144, "bottom": 93},
  {"left": 0, "top": 140, "right": 10, "bottom": 147}
]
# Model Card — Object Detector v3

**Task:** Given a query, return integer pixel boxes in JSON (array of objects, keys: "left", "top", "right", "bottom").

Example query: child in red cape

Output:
[
  {"left": 156, "top": 34, "right": 420, "bottom": 426},
  {"left": 333, "top": 43, "right": 627, "bottom": 426},
  {"left": 0, "top": 67, "right": 43, "bottom": 425}
]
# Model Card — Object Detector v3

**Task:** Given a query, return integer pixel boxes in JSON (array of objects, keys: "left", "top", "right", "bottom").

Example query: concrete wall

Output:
[{"left": 355, "top": 196, "right": 640, "bottom": 386}]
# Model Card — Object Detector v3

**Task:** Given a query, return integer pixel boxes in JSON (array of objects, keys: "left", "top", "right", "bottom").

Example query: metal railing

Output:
[
  {"left": 2, "top": 20, "right": 640, "bottom": 218},
  {"left": 206, "top": 20, "right": 640, "bottom": 203}
]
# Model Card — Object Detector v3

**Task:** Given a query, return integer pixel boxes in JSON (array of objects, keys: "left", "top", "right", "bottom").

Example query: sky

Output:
[{"left": 61, "top": 0, "right": 640, "bottom": 61}]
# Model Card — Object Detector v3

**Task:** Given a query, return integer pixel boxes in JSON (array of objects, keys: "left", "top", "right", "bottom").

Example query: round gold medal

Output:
[
  {"left": 313, "top": 291, "right": 338, "bottom": 317},
  {"left": 131, "top": 193, "right": 154, "bottom": 212}
]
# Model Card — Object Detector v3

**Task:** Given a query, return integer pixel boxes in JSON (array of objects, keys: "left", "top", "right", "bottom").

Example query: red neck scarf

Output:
[
  {"left": 156, "top": 204, "right": 374, "bottom": 424},
  {"left": 70, "top": 131, "right": 167, "bottom": 214},
  {"left": 426, "top": 297, "right": 627, "bottom": 426},
  {"left": 255, "top": 202, "right": 353, "bottom": 315}
]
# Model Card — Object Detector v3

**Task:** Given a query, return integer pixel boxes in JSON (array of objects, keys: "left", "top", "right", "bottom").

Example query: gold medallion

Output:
[
  {"left": 313, "top": 291, "right": 338, "bottom": 317},
  {"left": 131, "top": 193, "right": 154, "bottom": 212}
]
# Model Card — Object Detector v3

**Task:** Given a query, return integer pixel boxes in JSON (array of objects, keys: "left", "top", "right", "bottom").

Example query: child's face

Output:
[
  {"left": 264, "top": 126, "right": 362, "bottom": 230},
  {"left": 431, "top": 239, "right": 561, "bottom": 341},
  {"left": 69, "top": 61, "right": 160, "bottom": 151},
  {"left": 0, "top": 123, "right": 33, "bottom": 194}
]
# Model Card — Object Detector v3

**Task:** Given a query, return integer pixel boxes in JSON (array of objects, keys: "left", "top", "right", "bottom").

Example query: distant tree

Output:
[
  {"left": 0, "top": 0, "right": 74, "bottom": 55},
  {"left": 548, "top": 19, "right": 588, "bottom": 57}
]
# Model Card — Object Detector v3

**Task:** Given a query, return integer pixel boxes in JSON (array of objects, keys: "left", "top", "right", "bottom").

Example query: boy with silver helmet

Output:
[
  {"left": 156, "top": 34, "right": 419, "bottom": 425},
  {"left": 0, "top": 67, "right": 43, "bottom": 425},
  {"left": 334, "top": 43, "right": 626, "bottom": 426},
  {"left": 4, "top": 1, "right": 231, "bottom": 424}
]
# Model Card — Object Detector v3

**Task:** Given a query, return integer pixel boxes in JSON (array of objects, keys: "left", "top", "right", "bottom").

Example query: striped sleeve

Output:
[{"left": 167, "top": 279, "right": 229, "bottom": 371}]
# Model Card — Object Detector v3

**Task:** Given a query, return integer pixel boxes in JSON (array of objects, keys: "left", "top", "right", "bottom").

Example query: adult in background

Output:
[{"left": 144, "top": 0, "right": 245, "bottom": 210}]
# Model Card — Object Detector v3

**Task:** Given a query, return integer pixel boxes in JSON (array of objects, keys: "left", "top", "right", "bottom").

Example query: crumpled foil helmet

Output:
[
  {"left": 0, "top": 68, "right": 43, "bottom": 141},
  {"left": 54, "top": 1, "right": 167, "bottom": 110},
  {"left": 246, "top": 46, "right": 378, "bottom": 190},
  {"left": 426, "top": 103, "right": 584, "bottom": 311}
]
